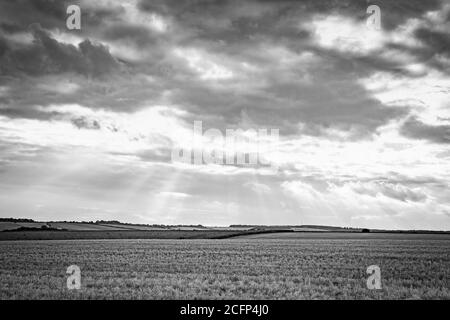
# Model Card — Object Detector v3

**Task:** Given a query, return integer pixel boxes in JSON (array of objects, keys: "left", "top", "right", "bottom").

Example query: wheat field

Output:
[{"left": 0, "top": 234, "right": 449, "bottom": 299}]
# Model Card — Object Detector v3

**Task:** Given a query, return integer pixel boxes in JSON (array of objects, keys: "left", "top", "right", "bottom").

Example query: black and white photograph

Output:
[{"left": 0, "top": 0, "right": 449, "bottom": 305}]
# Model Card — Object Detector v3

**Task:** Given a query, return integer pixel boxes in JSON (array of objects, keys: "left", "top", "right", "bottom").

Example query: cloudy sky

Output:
[{"left": 0, "top": 0, "right": 449, "bottom": 229}]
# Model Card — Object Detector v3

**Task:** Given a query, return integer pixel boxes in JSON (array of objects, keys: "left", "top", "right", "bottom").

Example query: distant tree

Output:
[
  {"left": 0, "top": 218, "right": 35, "bottom": 223},
  {"left": 361, "top": 228, "right": 370, "bottom": 233}
]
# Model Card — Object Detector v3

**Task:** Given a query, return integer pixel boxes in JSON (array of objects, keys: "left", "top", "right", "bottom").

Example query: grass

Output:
[{"left": 0, "top": 234, "right": 449, "bottom": 299}]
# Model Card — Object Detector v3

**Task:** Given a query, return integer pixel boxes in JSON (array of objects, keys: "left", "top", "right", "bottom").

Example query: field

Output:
[
  {"left": 0, "top": 233, "right": 449, "bottom": 299},
  {"left": 0, "top": 221, "right": 254, "bottom": 232},
  {"left": 0, "top": 229, "right": 293, "bottom": 241}
]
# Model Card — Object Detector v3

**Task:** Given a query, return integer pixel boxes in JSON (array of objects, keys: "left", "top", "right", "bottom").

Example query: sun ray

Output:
[{"left": 143, "top": 168, "right": 184, "bottom": 224}]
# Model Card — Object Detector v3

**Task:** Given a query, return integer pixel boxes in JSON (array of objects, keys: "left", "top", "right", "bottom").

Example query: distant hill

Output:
[
  {"left": 0, "top": 219, "right": 243, "bottom": 232},
  {"left": 0, "top": 218, "right": 448, "bottom": 233},
  {"left": 230, "top": 224, "right": 361, "bottom": 231}
]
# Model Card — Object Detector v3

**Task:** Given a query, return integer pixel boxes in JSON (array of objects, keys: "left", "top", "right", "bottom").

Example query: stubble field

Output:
[{"left": 0, "top": 234, "right": 449, "bottom": 299}]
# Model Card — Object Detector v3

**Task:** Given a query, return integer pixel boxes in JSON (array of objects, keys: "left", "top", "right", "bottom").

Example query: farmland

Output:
[
  {"left": 0, "top": 233, "right": 449, "bottom": 299},
  {"left": 0, "top": 229, "right": 281, "bottom": 241}
]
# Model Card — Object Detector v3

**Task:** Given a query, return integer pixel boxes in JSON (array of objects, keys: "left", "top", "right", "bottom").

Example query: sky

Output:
[{"left": 0, "top": 0, "right": 449, "bottom": 230}]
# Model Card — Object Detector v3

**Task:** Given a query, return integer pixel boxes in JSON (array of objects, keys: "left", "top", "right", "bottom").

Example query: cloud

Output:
[
  {"left": 345, "top": 180, "right": 428, "bottom": 203},
  {"left": 308, "top": 14, "right": 386, "bottom": 55},
  {"left": 281, "top": 177, "right": 448, "bottom": 229},
  {"left": 70, "top": 116, "right": 101, "bottom": 130},
  {"left": 0, "top": 0, "right": 449, "bottom": 229},
  {"left": 0, "top": 103, "right": 191, "bottom": 158},
  {"left": 158, "top": 191, "right": 191, "bottom": 199},
  {"left": 244, "top": 181, "right": 271, "bottom": 193},
  {"left": 401, "top": 117, "right": 450, "bottom": 144},
  {"left": 0, "top": 24, "right": 121, "bottom": 78}
]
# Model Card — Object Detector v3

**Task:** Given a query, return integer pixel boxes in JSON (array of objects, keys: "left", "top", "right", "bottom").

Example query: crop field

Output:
[
  {"left": 0, "top": 233, "right": 449, "bottom": 300},
  {"left": 0, "top": 229, "right": 292, "bottom": 241}
]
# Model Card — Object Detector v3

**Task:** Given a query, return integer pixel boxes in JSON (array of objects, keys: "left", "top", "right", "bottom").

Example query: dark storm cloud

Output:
[
  {"left": 0, "top": 24, "right": 120, "bottom": 78},
  {"left": 382, "top": 26, "right": 450, "bottom": 75},
  {"left": 126, "top": 0, "right": 441, "bottom": 138},
  {"left": 0, "top": 36, "right": 8, "bottom": 57},
  {"left": 0, "top": 0, "right": 68, "bottom": 31},
  {"left": 411, "top": 28, "right": 450, "bottom": 73},
  {"left": 102, "top": 24, "right": 160, "bottom": 47},
  {"left": 138, "top": 0, "right": 443, "bottom": 42},
  {"left": 0, "top": 105, "right": 54, "bottom": 121},
  {"left": 0, "top": 0, "right": 123, "bottom": 33},
  {"left": 175, "top": 83, "right": 405, "bottom": 138},
  {"left": 401, "top": 117, "right": 450, "bottom": 144},
  {"left": 162, "top": 41, "right": 410, "bottom": 138},
  {"left": 0, "top": 22, "right": 24, "bottom": 34},
  {"left": 262, "top": 79, "right": 408, "bottom": 137},
  {"left": 0, "top": 0, "right": 447, "bottom": 141},
  {"left": 415, "top": 28, "right": 450, "bottom": 57}
]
